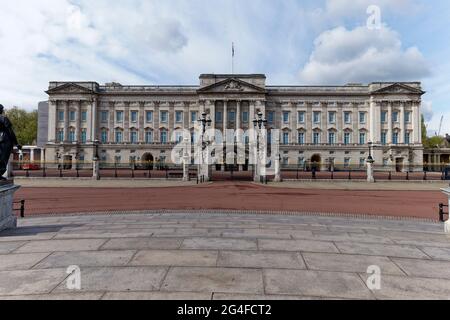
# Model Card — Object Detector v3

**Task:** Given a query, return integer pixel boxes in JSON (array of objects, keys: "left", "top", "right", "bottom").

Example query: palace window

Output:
[
  {"left": 58, "top": 111, "right": 64, "bottom": 122},
  {"left": 101, "top": 111, "right": 108, "bottom": 123},
  {"left": 393, "top": 132, "right": 399, "bottom": 145},
  {"left": 69, "top": 129, "right": 75, "bottom": 142},
  {"left": 328, "top": 112, "right": 336, "bottom": 124},
  {"left": 115, "top": 130, "right": 123, "bottom": 143},
  {"left": 344, "top": 112, "right": 351, "bottom": 124},
  {"left": 313, "top": 132, "right": 321, "bottom": 145},
  {"left": 405, "top": 111, "right": 411, "bottom": 123},
  {"left": 229, "top": 111, "right": 236, "bottom": 122},
  {"left": 393, "top": 111, "right": 399, "bottom": 123},
  {"left": 146, "top": 111, "right": 153, "bottom": 123},
  {"left": 69, "top": 111, "right": 76, "bottom": 122},
  {"left": 381, "top": 111, "right": 387, "bottom": 123},
  {"left": 176, "top": 111, "right": 183, "bottom": 123},
  {"left": 283, "top": 112, "right": 289, "bottom": 124},
  {"left": 81, "top": 129, "right": 87, "bottom": 144},
  {"left": 175, "top": 131, "right": 183, "bottom": 143},
  {"left": 344, "top": 132, "right": 351, "bottom": 145},
  {"left": 215, "top": 111, "right": 222, "bottom": 122},
  {"left": 344, "top": 158, "right": 351, "bottom": 169},
  {"left": 116, "top": 111, "right": 124, "bottom": 123},
  {"left": 57, "top": 129, "right": 64, "bottom": 142},
  {"left": 130, "top": 130, "right": 138, "bottom": 144},
  {"left": 101, "top": 129, "right": 108, "bottom": 144},
  {"left": 359, "top": 112, "right": 366, "bottom": 124},
  {"left": 282, "top": 132, "right": 289, "bottom": 145},
  {"left": 268, "top": 111, "right": 275, "bottom": 123},
  {"left": 81, "top": 111, "right": 87, "bottom": 122},
  {"left": 160, "top": 129, "right": 168, "bottom": 144},
  {"left": 359, "top": 132, "right": 366, "bottom": 145},
  {"left": 131, "top": 111, "right": 138, "bottom": 123},
  {"left": 145, "top": 131, "right": 153, "bottom": 144},
  {"left": 298, "top": 111, "right": 305, "bottom": 123},
  {"left": 328, "top": 131, "right": 336, "bottom": 145},
  {"left": 160, "top": 111, "right": 168, "bottom": 123},
  {"left": 298, "top": 132, "right": 305, "bottom": 145},
  {"left": 381, "top": 131, "right": 387, "bottom": 145},
  {"left": 242, "top": 111, "right": 249, "bottom": 123},
  {"left": 405, "top": 131, "right": 411, "bottom": 144},
  {"left": 191, "top": 111, "right": 197, "bottom": 123},
  {"left": 313, "top": 112, "right": 321, "bottom": 124}
]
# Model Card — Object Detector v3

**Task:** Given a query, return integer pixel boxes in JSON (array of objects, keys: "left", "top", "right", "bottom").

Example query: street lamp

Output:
[
  {"left": 92, "top": 139, "right": 100, "bottom": 180},
  {"left": 253, "top": 112, "right": 267, "bottom": 130},
  {"left": 367, "top": 141, "right": 375, "bottom": 183},
  {"left": 367, "top": 141, "right": 374, "bottom": 163},
  {"left": 252, "top": 112, "right": 268, "bottom": 182},
  {"left": 197, "top": 112, "right": 212, "bottom": 182}
]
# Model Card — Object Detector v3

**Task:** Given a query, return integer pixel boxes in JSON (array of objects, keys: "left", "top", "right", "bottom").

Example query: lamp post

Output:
[
  {"left": 197, "top": 112, "right": 212, "bottom": 182},
  {"left": 253, "top": 112, "right": 268, "bottom": 182},
  {"left": 367, "top": 141, "right": 375, "bottom": 183},
  {"left": 92, "top": 139, "right": 100, "bottom": 180}
]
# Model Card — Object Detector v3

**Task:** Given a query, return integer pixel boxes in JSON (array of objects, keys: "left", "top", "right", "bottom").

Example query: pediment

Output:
[
  {"left": 46, "top": 83, "right": 96, "bottom": 94},
  {"left": 371, "top": 83, "right": 424, "bottom": 95},
  {"left": 198, "top": 78, "right": 266, "bottom": 94}
]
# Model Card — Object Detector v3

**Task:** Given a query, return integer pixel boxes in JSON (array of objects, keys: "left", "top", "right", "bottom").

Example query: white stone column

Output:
[
  {"left": 92, "top": 98, "right": 98, "bottom": 142},
  {"left": 76, "top": 101, "right": 82, "bottom": 142},
  {"left": 400, "top": 102, "right": 405, "bottom": 144},
  {"left": 63, "top": 101, "right": 69, "bottom": 142},
  {"left": 139, "top": 101, "right": 145, "bottom": 142},
  {"left": 236, "top": 100, "right": 241, "bottom": 131},
  {"left": 182, "top": 137, "right": 190, "bottom": 181},
  {"left": 48, "top": 100, "right": 57, "bottom": 143},
  {"left": 367, "top": 159, "right": 375, "bottom": 183},
  {"left": 223, "top": 100, "right": 228, "bottom": 139},
  {"left": 388, "top": 102, "right": 393, "bottom": 144},
  {"left": 109, "top": 101, "right": 115, "bottom": 142},
  {"left": 306, "top": 103, "right": 312, "bottom": 144}
]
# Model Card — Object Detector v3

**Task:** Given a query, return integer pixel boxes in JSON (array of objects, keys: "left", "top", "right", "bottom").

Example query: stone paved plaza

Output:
[{"left": 0, "top": 212, "right": 450, "bottom": 300}]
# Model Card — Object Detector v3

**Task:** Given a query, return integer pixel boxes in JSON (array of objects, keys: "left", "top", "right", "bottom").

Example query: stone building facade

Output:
[{"left": 44, "top": 74, "right": 425, "bottom": 172}]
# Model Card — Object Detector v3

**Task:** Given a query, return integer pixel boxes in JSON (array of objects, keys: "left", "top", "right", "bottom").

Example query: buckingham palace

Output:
[{"left": 41, "top": 74, "right": 425, "bottom": 172}]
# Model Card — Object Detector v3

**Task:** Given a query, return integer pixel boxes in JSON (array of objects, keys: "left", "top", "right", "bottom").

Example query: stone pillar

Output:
[
  {"left": 139, "top": 101, "right": 145, "bottom": 142},
  {"left": 154, "top": 102, "right": 160, "bottom": 142},
  {"left": 274, "top": 152, "right": 281, "bottom": 182},
  {"left": 48, "top": 100, "right": 57, "bottom": 143},
  {"left": 109, "top": 101, "right": 115, "bottom": 142},
  {"left": 367, "top": 159, "right": 375, "bottom": 183},
  {"left": 337, "top": 103, "right": 342, "bottom": 143},
  {"left": 223, "top": 100, "right": 228, "bottom": 133},
  {"left": 124, "top": 102, "right": 130, "bottom": 143},
  {"left": 182, "top": 137, "right": 190, "bottom": 181},
  {"left": 387, "top": 103, "right": 393, "bottom": 144},
  {"left": 92, "top": 159, "right": 100, "bottom": 180},
  {"left": 92, "top": 98, "right": 98, "bottom": 142},
  {"left": 63, "top": 101, "right": 69, "bottom": 142},
  {"left": 412, "top": 102, "right": 419, "bottom": 144},
  {"left": 236, "top": 100, "right": 241, "bottom": 131},
  {"left": 306, "top": 103, "right": 312, "bottom": 144},
  {"left": 76, "top": 101, "right": 82, "bottom": 142},
  {"left": 0, "top": 184, "right": 20, "bottom": 232},
  {"left": 400, "top": 102, "right": 405, "bottom": 144}
]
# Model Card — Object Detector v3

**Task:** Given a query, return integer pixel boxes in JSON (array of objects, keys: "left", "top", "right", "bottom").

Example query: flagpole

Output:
[{"left": 232, "top": 42, "right": 234, "bottom": 74}]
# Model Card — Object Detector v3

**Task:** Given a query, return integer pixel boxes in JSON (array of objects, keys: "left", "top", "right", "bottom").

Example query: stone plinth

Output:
[{"left": 0, "top": 182, "right": 20, "bottom": 232}]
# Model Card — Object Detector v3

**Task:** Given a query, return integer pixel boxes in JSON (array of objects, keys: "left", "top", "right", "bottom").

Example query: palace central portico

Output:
[{"left": 43, "top": 74, "right": 425, "bottom": 172}]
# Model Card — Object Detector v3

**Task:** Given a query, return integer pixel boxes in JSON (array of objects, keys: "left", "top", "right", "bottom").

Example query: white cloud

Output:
[
  {"left": 422, "top": 101, "right": 434, "bottom": 122},
  {"left": 298, "top": 25, "right": 430, "bottom": 84}
]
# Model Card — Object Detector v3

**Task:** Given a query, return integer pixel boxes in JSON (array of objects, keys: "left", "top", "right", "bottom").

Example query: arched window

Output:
[
  {"left": 101, "top": 129, "right": 108, "bottom": 144},
  {"left": 115, "top": 129, "right": 123, "bottom": 143},
  {"left": 145, "top": 130, "right": 153, "bottom": 144}
]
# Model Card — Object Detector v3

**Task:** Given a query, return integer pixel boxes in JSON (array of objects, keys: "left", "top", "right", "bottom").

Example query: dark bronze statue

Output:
[{"left": 0, "top": 104, "right": 22, "bottom": 180}]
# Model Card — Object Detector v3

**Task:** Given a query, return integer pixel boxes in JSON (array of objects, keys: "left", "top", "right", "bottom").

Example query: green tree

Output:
[
  {"left": 5, "top": 106, "right": 38, "bottom": 145},
  {"left": 421, "top": 115, "right": 428, "bottom": 143}
]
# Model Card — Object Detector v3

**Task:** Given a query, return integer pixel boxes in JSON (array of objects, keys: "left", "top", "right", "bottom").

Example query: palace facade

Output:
[{"left": 43, "top": 74, "right": 425, "bottom": 171}]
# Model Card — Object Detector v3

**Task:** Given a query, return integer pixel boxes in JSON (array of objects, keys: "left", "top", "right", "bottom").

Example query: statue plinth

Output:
[
  {"left": 441, "top": 187, "right": 450, "bottom": 233},
  {"left": 0, "top": 181, "right": 20, "bottom": 232}
]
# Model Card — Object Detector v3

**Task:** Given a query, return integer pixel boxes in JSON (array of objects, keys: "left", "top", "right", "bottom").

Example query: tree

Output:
[
  {"left": 421, "top": 115, "right": 428, "bottom": 144},
  {"left": 5, "top": 106, "right": 38, "bottom": 146}
]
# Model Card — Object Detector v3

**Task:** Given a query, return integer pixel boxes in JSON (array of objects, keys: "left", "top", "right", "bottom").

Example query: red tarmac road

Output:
[{"left": 14, "top": 182, "right": 447, "bottom": 220}]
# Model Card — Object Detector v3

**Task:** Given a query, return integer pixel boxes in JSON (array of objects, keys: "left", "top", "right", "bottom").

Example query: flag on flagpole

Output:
[{"left": 232, "top": 42, "right": 235, "bottom": 57}]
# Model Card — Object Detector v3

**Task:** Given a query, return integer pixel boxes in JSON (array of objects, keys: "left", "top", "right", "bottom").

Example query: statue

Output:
[{"left": 0, "top": 104, "right": 22, "bottom": 180}]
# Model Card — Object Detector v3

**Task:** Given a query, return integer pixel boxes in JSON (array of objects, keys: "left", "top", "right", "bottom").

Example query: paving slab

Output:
[
  {"left": 303, "top": 253, "right": 405, "bottom": 275},
  {"left": 130, "top": 250, "right": 218, "bottom": 267},
  {"left": 182, "top": 237, "right": 257, "bottom": 251},
  {"left": 33, "top": 250, "right": 136, "bottom": 269},
  {"left": 217, "top": 251, "right": 305, "bottom": 269},
  {"left": 15, "top": 239, "right": 107, "bottom": 253},
  {"left": 162, "top": 267, "right": 264, "bottom": 294},
  {"left": 54, "top": 267, "right": 168, "bottom": 292},
  {"left": 103, "top": 292, "right": 212, "bottom": 300},
  {"left": 0, "top": 269, "right": 67, "bottom": 295},
  {"left": 335, "top": 242, "right": 429, "bottom": 259},
  {"left": 264, "top": 269, "right": 373, "bottom": 299},
  {"left": 0, "top": 293, "right": 104, "bottom": 300},
  {"left": 0, "top": 241, "right": 26, "bottom": 254},
  {"left": 212, "top": 293, "right": 316, "bottom": 300},
  {"left": 419, "top": 247, "right": 450, "bottom": 261},
  {"left": 0, "top": 253, "right": 50, "bottom": 271},
  {"left": 102, "top": 237, "right": 182, "bottom": 250},
  {"left": 360, "top": 274, "right": 450, "bottom": 300},
  {"left": 391, "top": 258, "right": 450, "bottom": 279},
  {"left": 258, "top": 239, "right": 338, "bottom": 253}
]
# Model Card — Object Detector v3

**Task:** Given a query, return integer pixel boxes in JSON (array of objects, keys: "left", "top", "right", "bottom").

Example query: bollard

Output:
[
  {"left": 26, "top": 169, "right": 29, "bottom": 178},
  {"left": 59, "top": 168, "right": 63, "bottom": 178},
  {"left": 388, "top": 171, "right": 392, "bottom": 180},
  {"left": 43, "top": 166, "right": 46, "bottom": 178},
  {"left": 424, "top": 171, "right": 427, "bottom": 181},
  {"left": 20, "top": 200, "right": 25, "bottom": 218},
  {"left": 76, "top": 168, "right": 80, "bottom": 178},
  {"left": 131, "top": 168, "right": 135, "bottom": 179},
  {"left": 348, "top": 170, "right": 351, "bottom": 180},
  {"left": 406, "top": 171, "right": 409, "bottom": 181},
  {"left": 331, "top": 171, "right": 334, "bottom": 180}
]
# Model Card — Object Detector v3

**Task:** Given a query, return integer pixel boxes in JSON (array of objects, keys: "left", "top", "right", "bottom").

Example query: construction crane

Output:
[{"left": 438, "top": 115, "right": 444, "bottom": 136}]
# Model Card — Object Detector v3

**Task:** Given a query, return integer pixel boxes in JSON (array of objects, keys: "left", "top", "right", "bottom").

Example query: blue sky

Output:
[{"left": 0, "top": 0, "right": 449, "bottom": 134}]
